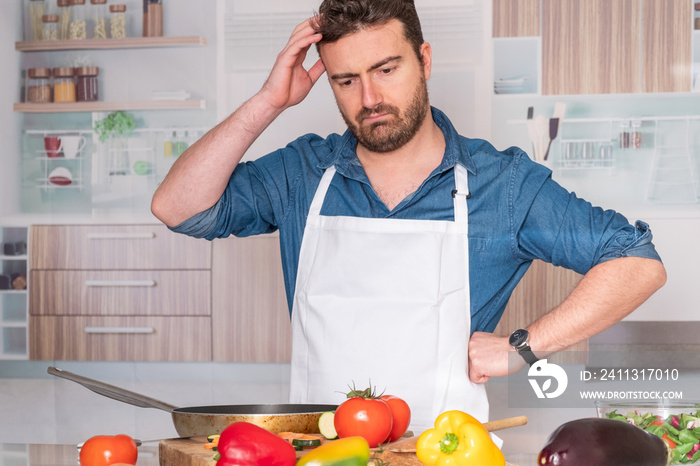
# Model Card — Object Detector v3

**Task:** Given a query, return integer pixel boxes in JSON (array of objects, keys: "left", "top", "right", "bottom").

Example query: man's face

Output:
[{"left": 319, "top": 19, "right": 431, "bottom": 153}]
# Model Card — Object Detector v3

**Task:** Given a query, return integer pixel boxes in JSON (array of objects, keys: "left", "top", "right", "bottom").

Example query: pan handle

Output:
[{"left": 47, "top": 366, "right": 178, "bottom": 413}]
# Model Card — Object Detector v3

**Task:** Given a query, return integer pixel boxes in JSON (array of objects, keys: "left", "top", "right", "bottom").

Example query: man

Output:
[{"left": 151, "top": 0, "right": 666, "bottom": 430}]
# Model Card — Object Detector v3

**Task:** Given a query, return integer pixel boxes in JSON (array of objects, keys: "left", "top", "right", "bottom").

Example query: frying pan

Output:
[{"left": 47, "top": 366, "right": 336, "bottom": 436}]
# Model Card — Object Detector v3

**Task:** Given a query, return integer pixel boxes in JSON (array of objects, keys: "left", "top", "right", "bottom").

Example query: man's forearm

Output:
[
  {"left": 468, "top": 256, "right": 667, "bottom": 383},
  {"left": 527, "top": 256, "right": 666, "bottom": 354},
  {"left": 151, "top": 93, "right": 283, "bottom": 227}
]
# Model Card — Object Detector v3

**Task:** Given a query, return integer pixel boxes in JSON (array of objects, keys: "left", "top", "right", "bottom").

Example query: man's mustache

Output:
[{"left": 356, "top": 104, "right": 399, "bottom": 123}]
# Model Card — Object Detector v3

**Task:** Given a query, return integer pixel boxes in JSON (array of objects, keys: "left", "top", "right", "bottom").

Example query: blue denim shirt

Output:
[{"left": 171, "top": 107, "right": 661, "bottom": 333}]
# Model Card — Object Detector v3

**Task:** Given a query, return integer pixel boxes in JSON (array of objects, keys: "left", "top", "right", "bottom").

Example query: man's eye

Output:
[{"left": 380, "top": 67, "right": 394, "bottom": 74}]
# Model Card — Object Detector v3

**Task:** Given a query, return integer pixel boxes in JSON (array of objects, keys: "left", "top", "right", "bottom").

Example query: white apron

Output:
[{"left": 289, "top": 164, "right": 489, "bottom": 432}]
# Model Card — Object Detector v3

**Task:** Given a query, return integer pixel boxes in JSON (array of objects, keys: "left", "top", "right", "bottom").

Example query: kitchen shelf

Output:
[
  {"left": 14, "top": 100, "right": 206, "bottom": 113},
  {"left": 15, "top": 36, "right": 206, "bottom": 52}
]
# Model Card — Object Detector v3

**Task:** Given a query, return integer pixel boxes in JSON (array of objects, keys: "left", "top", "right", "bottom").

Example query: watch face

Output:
[{"left": 509, "top": 329, "right": 528, "bottom": 347}]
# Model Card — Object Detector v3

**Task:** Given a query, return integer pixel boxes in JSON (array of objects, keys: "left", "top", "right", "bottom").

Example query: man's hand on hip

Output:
[{"left": 468, "top": 331, "right": 523, "bottom": 383}]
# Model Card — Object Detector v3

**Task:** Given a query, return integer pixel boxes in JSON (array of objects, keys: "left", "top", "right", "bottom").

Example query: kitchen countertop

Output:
[{"left": 0, "top": 443, "right": 540, "bottom": 466}]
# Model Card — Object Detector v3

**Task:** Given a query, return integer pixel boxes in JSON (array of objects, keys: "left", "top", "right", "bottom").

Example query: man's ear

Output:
[{"left": 420, "top": 42, "right": 432, "bottom": 80}]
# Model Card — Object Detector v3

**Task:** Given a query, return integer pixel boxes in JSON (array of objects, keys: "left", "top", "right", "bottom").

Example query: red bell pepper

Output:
[{"left": 216, "top": 422, "right": 296, "bottom": 466}]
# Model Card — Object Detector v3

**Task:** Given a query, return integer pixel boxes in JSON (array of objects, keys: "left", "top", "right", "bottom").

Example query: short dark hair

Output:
[{"left": 314, "top": 0, "right": 425, "bottom": 60}]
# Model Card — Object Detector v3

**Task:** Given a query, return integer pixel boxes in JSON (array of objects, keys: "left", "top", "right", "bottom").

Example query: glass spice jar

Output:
[
  {"left": 109, "top": 4, "right": 127, "bottom": 39},
  {"left": 619, "top": 120, "right": 630, "bottom": 149},
  {"left": 76, "top": 66, "right": 99, "bottom": 102},
  {"left": 27, "top": 0, "right": 47, "bottom": 41},
  {"left": 53, "top": 67, "right": 76, "bottom": 102},
  {"left": 631, "top": 119, "right": 642, "bottom": 149},
  {"left": 57, "top": 0, "right": 72, "bottom": 40},
  {"left": 69, "top": 0, "right": 87, "bottom": 40},
  {"left": 90, "top": 0, "right": 107, "bottom": 39},
  {"left": 26, "top": 67, "right": 52, "bottom": 103},
  {"left": 41, "top": 14, "right": 59, "bottom": 41},
  {"left": 143, "top": 0, "right": 163, "bottom": 37}
]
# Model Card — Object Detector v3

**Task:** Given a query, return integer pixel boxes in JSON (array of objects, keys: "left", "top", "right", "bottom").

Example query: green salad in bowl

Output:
[{"left": 596, "top": 400, "right": 700, "bottom": 464}]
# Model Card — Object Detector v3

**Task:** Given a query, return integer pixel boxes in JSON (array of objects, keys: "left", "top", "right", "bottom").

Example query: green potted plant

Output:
[
  {"left": 93, "top": 111, "right": 135, "bottom": 176},
  {"left": 93, "top": 110, "right": 135, "bottom": 142}
]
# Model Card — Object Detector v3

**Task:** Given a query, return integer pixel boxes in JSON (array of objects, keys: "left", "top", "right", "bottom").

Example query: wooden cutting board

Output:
[{"left": 159, "top": 435, "right": 422, "bottom": 466}]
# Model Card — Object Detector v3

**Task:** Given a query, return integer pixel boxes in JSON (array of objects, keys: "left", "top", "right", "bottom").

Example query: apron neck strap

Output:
[
  {"left": 452, "top": 164, "right": 469, "bottom": 227},
  {"left": 310, "top": 164, "right": 469, "bottom": 224},
  {"left": 309, "top": 165, "right": 337, "bottom": 216}
]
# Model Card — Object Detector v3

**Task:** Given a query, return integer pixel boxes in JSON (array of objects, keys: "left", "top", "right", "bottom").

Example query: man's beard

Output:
[{"left": 339, "top": 77, "right": 429, "bottom": 153}]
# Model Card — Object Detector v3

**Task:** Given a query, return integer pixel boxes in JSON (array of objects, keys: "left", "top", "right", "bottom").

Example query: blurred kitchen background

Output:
[{"left": 2, "top": 0, "right": 700, "bottom": 458}]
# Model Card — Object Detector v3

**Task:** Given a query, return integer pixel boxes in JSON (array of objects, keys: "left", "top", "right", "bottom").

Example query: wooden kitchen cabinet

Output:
[
  {"left": 541, "top": 0, "right": 691, "bottom": 95},
  {"left": 542, "top": 0, "right": 641, "bottom": 95},
  {"left": 28, "top": 224, "right": 212, "bottom": 361},
  {"left": 30, "top": 316, "right": 211, "bottom": 361},
  {"left": 211, "top": 235, "right": 292, "bottom": 363},
  {"left": 494, "top": 259, "right": 587, "bottom": 363},
  {"left": 641, "top": 0, "right": 692, "bottom": 93},
  {"left": 493, "top": 0, "right": 539, "bottom": 37}
]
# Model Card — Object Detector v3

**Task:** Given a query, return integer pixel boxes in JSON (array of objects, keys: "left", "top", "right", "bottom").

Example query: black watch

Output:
[{"left": 509, "top": 329, "right": 539, "bottom": 366}]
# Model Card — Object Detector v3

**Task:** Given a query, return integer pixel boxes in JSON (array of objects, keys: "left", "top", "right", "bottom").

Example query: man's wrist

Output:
[{"left": 509, "top": 329, "right": 539, "bottom": 366}]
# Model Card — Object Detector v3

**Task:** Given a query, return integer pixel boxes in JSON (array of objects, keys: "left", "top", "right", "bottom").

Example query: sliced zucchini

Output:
[
  {"left": 294, "top": 445, "right": 304, "bottom": 451},
  {"left": 318, "top": 411, "right": 338, "bottom": 440},
  {"left": 292, "top": 438, "right": 322, "bottom": 447},
  {"left": 207, "top": 434, "right": 220, "bottom": 443}
]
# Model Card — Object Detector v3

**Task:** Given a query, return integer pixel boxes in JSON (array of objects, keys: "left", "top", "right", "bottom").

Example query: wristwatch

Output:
[{"left": 509, "top": 329, "right": 539, "bottom": 366}]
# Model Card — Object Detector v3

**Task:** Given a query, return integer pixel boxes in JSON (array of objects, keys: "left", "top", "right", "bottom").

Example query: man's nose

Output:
[{"left": 361, "top": 80, "right": 382, "bottom": 109}]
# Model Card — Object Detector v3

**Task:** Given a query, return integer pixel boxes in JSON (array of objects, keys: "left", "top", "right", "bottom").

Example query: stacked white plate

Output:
[{"left": 494, "top": 75, "right": 528, "bottom": 94}]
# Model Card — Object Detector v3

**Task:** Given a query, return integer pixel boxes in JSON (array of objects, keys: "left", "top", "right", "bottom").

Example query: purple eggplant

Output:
[{"left": 538, "top": 418, "right": 671, "bottom": 466}]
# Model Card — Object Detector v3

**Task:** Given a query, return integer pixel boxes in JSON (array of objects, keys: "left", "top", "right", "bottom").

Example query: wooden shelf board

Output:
[
  {"left": 15, "top": 36, "right": 206, "bottom": 52},
  {"left": 14, "top": 100, "right": 206, "bottom": 113}
]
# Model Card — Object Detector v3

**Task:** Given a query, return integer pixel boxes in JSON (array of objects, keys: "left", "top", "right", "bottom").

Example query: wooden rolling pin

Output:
[{"left": 389, "top": 415, "right": 528, "bottom": 453}]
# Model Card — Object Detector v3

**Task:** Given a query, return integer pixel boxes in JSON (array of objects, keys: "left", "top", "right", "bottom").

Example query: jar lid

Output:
[
  {"left": 75, "top": 66, "right": 99, "bottom": 76},
  {"left": 42, "top": 14, "right": 59, "bottom": 22},
  {"left": 90, "top": 0, "right": 107, "bottom": 4},
  {"left": 53, "top": 67, "right": 75, "bottom": 77},
  {"left": 57, "top": 0, "right": 71, "bottom": 6},
  {"left": 109, "top": 4, "right": 127, "bottom": 12},
  {"left": 28, "top": 68, "right": 51, "bottom": 79},
  {"left": 72, "top": 0, "right": 86, "bottom": 5}
]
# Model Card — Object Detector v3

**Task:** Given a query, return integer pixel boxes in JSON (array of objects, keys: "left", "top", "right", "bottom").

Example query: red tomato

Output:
[
  {"left": 381, "top": 394, "right": 411, "bottom": 442},
  {"left": 79, "top": 435, "right": 138, "bottom": 466},
  {"left": 334, "top": 396, "right": 392, "bottom": 447}
]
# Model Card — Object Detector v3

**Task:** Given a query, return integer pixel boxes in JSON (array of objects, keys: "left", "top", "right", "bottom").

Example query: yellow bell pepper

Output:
[
  {"left": 416, "top": 410, "right": 505, "bottom": 466},
  {"left": 296, "top": 436, "right": 370, "bottom": 466}
]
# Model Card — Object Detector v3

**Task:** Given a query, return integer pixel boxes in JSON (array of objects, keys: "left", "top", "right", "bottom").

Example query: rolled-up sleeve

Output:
[{"left": 512, "top": 156, "right": 662, "bottom": 274}]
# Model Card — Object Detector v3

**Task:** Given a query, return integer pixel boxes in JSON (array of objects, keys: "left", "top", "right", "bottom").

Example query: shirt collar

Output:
[{"left": 318, "top": 106, "right": 477, "bottom": 179}]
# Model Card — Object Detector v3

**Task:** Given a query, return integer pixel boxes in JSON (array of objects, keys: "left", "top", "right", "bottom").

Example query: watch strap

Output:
[{"left": 517, "top": 347, "right": 539, "bottom": 366}]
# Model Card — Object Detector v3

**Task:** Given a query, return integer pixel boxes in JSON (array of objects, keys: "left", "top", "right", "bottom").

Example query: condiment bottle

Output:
[
  {"left": 57, "top": 0, "right": 72, "bottom": 40},
  {"left": 142, "top": 0, "right": 163, "bottom": 37},
  {"left": 630, "top": 119, "right": 642, "bottom": 149},
  {"left": 69, "top": 0, "right": 87, "bottom": 40},
  {"left": 28, "top": 0, "right": 47, "bottom": 41},
  {"left": 619, "top": 120, "right": 630, "bottom": 149},
  {"left": 26, "top": 68, "right": 52, "bottom": 103},
  {"left": 53, "top": 67, "right": 76, "bottom": 102},
  {"left": 109, "top": 4, "right": 127, "bottom": 39},
  {"left": 90, "top": 0, "right": 108, "bottom": 39},
  {"left": 41, "top": 14, "right": 59, "bottom": 41},
  {"left": 76, "top": 66, "right": 99, "bottom": 102}
]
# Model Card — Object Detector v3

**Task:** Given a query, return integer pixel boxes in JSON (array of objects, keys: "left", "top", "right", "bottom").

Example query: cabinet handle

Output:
[
  {"left": 85, "top": 280, "right": 156, "bottom": 287},
  {"left": 84, "top": 327, "right": 155, "bottom": 334},
  {"left": 86, "top": 232, "right": 156, "bottom": 240}
]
